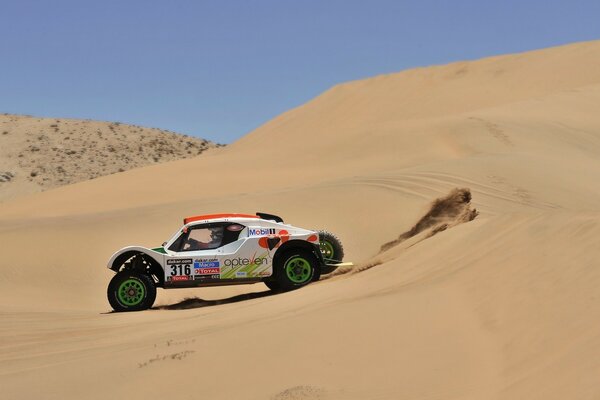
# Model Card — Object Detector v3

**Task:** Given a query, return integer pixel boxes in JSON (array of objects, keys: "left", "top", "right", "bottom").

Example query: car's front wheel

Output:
[{"left": 107, "top": 270, "right": 156, "bottom": 312}]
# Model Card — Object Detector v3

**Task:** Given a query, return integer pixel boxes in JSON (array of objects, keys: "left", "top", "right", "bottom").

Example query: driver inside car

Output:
[{"left": 184, "top": 227, "right": 224, "bottom": 251}]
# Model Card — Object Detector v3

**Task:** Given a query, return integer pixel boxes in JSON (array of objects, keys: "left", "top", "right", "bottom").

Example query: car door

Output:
[
  {"left": 164, "top": 222, "right": 226, "bottom": 284},
  {"left": 164, "top": 222, "right": 266, "bottom": 284},
  {"left": 218, "top": 224, "right": 274, "bottom": 280}
]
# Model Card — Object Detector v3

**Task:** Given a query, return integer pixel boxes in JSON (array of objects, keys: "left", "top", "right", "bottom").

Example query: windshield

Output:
[{"left": 168, "top": 223, "right": 244, "bottom": 252}]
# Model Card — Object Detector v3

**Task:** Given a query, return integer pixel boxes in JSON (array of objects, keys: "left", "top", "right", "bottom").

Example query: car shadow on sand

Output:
[{"left": 154, "top": 289, "right": 277, "bottom": 310}]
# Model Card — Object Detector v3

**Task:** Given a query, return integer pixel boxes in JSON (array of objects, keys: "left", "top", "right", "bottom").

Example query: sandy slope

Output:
[
  {"left": 1, "top": 40, "right": 600, "bottom": 399},
  {"left": 0, "top": 114, "right": 220, "bottom": 202}
]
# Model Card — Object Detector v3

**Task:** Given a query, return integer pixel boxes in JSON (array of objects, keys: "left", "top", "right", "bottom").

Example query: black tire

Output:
[
  {"left": 318, "top": 230, "right": 345, "bottom": 275},
  {"left": 311, "top": 262, "right": 322, "bottom": 282},
  {"left": 263, "top": 280, "right": 282, "bottom": 292},
  {"left": 107, "top": 270, "right": 156, "bottom": 312},
  {"left": 273, "top": 249, "right": 317, "bottom": 291}
]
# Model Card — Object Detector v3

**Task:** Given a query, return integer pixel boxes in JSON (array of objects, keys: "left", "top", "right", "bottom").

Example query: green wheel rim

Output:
[
  {"left": 320, "top": 241, "right": 335, "bottom": 259},
  {"left": 284, "top": 256, "right": 312, "bottom": 283},
  {"left": 117, "top": 278, "right": 146, "bottom": 306}
]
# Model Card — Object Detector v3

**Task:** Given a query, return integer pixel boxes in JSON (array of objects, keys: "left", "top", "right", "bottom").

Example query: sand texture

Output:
[
  {"left": 1, "top": 40, "right": 600, "bottom": 399},
  {"left": 0, "top": 114, "right": 220, "bottom": 201}
]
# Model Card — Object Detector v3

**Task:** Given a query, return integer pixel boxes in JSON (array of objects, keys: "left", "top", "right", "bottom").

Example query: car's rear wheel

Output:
[
  {"left": 271, "top": 249, "right": 317, "bottom": 291},
  {"left": 107, "top": 270, "right": 156, "bottom": 312},
  {"left": 318, "top": 230, "right": 345, "bottom": 274}
]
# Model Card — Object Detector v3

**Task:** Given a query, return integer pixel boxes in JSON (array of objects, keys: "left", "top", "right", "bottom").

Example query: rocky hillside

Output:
[{"left": 0, "top": 114, "right": 221, "bottom": 201}]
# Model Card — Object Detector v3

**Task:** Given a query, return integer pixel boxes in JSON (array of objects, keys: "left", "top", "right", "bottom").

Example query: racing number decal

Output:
[
  {"left": 166, "top": 259, "right": 193, "bottom": 282},
  {"left": 170, "top": 264, "right": 191, "bottom": 276}
]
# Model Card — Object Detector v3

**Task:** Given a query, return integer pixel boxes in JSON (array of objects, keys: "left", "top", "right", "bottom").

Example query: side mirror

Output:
[{"left": 162, "top": 242, "right": 167, "bottom": 247}]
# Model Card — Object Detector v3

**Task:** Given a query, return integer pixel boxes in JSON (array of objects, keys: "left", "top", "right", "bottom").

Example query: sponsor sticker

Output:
[
  {"left": 223, "top": 257, "right": 268, "bottom": 267},
  {"left": 248, "top": 228, "right": 276, "bottom": 236},
  {"left": 236, "top": 271, "right": 247, "bottom": 278},
  {"left": 167, "top": 259, "right": 193, "bottom": 265},
  {"left": 194, "top": 274, "right": 221, "bottom": 281},
  {"left": 171, "top": 275, "right": 190, "bottom": 281},
  {"left": 195, "top": 267, "right": 221, "bottom": 275},
  {"left": 194, "top": 261, "right": 220, "bottom": 269}
]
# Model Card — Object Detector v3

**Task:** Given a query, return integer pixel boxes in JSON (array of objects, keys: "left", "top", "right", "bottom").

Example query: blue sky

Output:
[{"left": 1, "top": 1, "right": 599, "bottom": 143}]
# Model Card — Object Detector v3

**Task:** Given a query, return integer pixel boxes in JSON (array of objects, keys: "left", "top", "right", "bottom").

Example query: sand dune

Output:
[
  {"left": 1, "top": 40, "right": 600, "bottom": 399},
  {"left": 0, "top": 114, "right": 220, "bottom": 201}
]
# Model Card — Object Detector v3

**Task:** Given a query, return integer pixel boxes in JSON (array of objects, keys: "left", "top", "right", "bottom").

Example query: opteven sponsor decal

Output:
[
  {"left": 220, "top": 252, "right": 270, "bottom": 279},
  {"left": 223, "top": 257, "right": 268, "bottom": 267}
]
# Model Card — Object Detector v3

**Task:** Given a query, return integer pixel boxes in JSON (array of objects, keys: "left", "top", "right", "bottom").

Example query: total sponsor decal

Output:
[
  {"left": 170, "top": 275, "right": 191, "bottom": 282},
  {"left": 195, "top": 267, "right": 221, "bottom": 275},
  {"left": 236, "top": 271, "right": 247, "bottom": 278},
  {"left": 248, "top": 228, "right": 277, "bottom": 236}
]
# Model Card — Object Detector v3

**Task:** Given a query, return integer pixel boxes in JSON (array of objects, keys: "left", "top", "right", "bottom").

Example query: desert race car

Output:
[{"left": 106, "top": 212, "right": 347, "bottom": 312}]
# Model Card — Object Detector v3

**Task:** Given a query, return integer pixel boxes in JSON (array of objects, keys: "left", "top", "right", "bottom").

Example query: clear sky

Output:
[{"left": 1, "top": 0, "right": 599, "bottom": 143}]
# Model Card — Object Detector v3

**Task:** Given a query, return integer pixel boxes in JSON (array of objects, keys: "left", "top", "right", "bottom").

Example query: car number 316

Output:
[{"left": 170, "top": 264, "right": 191, "bottom": 276}]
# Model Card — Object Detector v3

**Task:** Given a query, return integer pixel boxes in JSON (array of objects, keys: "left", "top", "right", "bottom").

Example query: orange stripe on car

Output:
[{"left": 184, "top": 213, "right": 259, "bottom": 225}]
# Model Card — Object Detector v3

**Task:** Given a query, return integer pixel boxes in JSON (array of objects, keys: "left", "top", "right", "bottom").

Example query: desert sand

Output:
[
  {"left": 0, "top": 114, "right": 219, "bottom": 202},
  {"left": 1, "top": 40, "right": 600, "bottom": 399}
]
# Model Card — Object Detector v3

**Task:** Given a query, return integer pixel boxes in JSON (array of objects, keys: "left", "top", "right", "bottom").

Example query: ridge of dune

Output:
[
  {"left": 0, "top": 113, "right": 221, "bottom": 202},
  {"left": 1, "top": 40, "right": 600, "bottom": 218},
  {"left": 231, "top": 39, "right": 600, "bottom": 150},
  {"left": 1, "top": 40, "right": 600, "bottom": 399}
]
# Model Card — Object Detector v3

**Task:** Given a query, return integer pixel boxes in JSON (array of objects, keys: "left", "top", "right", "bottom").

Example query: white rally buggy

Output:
[{"left": 106, "top": 212, "right": 347, "bottom": 312}]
